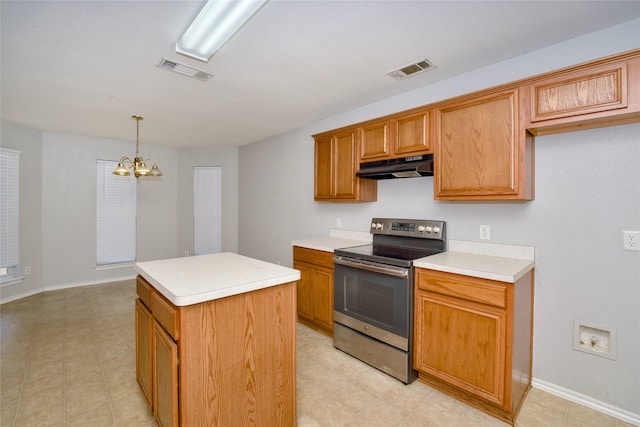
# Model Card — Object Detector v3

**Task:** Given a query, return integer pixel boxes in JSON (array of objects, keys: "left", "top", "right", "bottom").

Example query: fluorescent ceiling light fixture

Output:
[{"left": 177, "top": 0, "right": 269, "bottom": 62}]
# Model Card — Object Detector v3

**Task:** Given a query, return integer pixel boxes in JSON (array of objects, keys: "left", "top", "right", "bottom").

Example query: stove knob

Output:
[
  {"left": 375, "top": 223, "right": 383, "bottom": 230},
  {"left": 371, "top": 222, "right": 376, "bottom": 229},
  {"left": 418, "top": 225, "right": 426, "bottom": 233},
  {"left": 425, "top": 226, "right": 433, "bottom": 233},
  {"left": 433, "top": 226, "right": 440, "bottom": 234}
]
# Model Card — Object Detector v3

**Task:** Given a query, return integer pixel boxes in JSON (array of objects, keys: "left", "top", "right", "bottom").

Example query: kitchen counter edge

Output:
[
  {"left": 135, "top": 253, "right": 300, "bottom": 306},
  {"left": 414, "top": 240, "right": 535, "bottom": 283},
  {"left": 292, "top": 229, "right": 372, "bottom": 253}
]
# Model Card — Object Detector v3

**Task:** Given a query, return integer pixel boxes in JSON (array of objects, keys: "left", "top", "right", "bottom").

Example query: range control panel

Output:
[{"left": 370, "top": 218, "right": 446, "bottom": 240}]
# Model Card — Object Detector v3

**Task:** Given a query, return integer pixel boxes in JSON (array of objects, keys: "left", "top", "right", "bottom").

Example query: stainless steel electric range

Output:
[{"left": 333, "top": 218, "right": 446, "bottom": 384}]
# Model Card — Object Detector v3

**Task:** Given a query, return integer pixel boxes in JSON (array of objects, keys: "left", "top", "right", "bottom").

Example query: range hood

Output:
[{"left": 356, "top": 154, "right": 434, "bottom": 180}]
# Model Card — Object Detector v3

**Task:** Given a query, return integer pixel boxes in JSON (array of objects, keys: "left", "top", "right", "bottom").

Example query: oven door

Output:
[{"left": 333, "top": 256, "right": 412, "bottom": 351}]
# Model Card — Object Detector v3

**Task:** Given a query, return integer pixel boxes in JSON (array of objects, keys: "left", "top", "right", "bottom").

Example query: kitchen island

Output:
[{"left": 134, "top": 253, "right": 300, "bottom": 427}]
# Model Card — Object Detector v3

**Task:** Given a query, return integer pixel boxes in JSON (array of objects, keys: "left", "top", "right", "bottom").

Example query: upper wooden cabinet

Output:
[
  {"left": 525, "top": 55, "right": 640, "bottom": 135},
  {"left": 314, "top": 129, "right": 377, "bottom": 202},
  {"left": 360, "top": 110, "right": 431, "bottom": 161},
  {"left": 313, "top": 49, "right": 639, "bottom": 202},
  {"left": 434, "top": 89, "right": 534, "bottom": 201}
]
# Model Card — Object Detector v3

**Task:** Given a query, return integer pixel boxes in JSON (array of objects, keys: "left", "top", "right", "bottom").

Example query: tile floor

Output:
[{"left": 0, "top": 280, "right": 634, "bottom": 427}]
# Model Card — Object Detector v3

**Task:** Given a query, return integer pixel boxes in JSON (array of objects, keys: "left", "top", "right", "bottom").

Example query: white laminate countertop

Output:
[
  {"left": 135, "top": 253, "right": 301, "bottom": 306},
  {"left": 292, "top": 229, "right": 372, "bottom": 252},
  {"left": 414, "top": 240, "right": 535, "bottom": 283}
]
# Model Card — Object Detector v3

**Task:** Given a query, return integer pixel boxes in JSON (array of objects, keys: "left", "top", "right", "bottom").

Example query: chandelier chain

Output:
[{"left": 133, "top": 115, "right": 143, "bottom": 158}]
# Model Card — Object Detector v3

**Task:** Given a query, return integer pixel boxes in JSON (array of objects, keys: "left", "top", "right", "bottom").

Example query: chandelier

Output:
[{"left": 113, "top": 115, "right": 162, "bottom": 179}]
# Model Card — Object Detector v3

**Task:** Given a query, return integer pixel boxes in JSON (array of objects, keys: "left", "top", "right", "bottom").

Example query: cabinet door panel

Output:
[
  {"left": 153, "top": 320, "right": 179, "bottom": 427},
  {"left": 135, "top": 299, "right": 153, "bottom": 410},
  {"left": 293, "top": 261, "right": 313, "bottom": 320},
  {"left": 312, "top": 266, "right": 334, "bottom": 331},
  {"left": 415, "top": 292, "right": 506, "bottom": 406},
  {"left": 530, "top": 62, "right": 627, "bottom": 122},
  {"left": 314, "top": 136, "right": 333, "bottom": 199},
  {"left": 395, "top": 111, "right": 430, "bottom": 155},
  {"left": 435, "top": 91, "right": 519, "bottom": 198},
  {"left": 360, "top": 121, "right": 390, "bottom": 160},
  {"left": 334, "top": 131, "right": 357, "bottom": 199}
]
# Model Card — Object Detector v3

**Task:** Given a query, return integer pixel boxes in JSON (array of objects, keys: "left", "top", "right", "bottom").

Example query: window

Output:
[
  {"left": 96, "top": 160, "right": 137, "bottom": 265},
  {"left": 0, "top": 148, "right": 20, "bottom": 283},
  {"left": 193, "top": 166, "right": 222, "bottom": 255}
]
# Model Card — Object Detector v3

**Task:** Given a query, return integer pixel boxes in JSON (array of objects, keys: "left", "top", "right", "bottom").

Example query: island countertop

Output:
[{"left": 135, "top": 252, "right": 301, "bottom": 306}]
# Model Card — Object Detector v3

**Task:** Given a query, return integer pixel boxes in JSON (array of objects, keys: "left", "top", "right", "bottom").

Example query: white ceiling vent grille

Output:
[
  {"left": 157, "top": 58, "right": 213, "bottom": 81},
  {"left": 387, "top": 59, "right": 435, "bottom": 80}
]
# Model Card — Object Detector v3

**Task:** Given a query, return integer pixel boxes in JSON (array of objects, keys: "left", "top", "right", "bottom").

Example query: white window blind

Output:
[
  {"left": 0, "top": 148, "right": 20, "bottom": 282},
  {"left": 96, "top": 160, "right": 137, "bottom": 265},
  {"left": 193, "top": 166, "right": 222, "bottom": 255}
]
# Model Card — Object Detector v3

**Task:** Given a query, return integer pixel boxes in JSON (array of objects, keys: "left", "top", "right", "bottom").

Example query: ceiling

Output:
[{"left": 2, "top": 1, "right": 640, "bottom": 149}]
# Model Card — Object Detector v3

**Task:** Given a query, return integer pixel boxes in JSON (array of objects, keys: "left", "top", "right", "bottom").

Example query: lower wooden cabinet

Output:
[
  {"left": 414, "top": 268, "right": 533, "bottom": 425},
  {"left": 135, "top": 299, "right": 153, "bottom": 409},
  {"left": 136, "top": 278, "right": 179, "bottom": 427},
  {"left": 293, "top": 246, "right": 334, "bottom": 335},
  {"left": 152, "top": 320, "right": 179, "bottom": 427},
  {"left": 135, "top": 275, "right": 297, "bottom": 426}
]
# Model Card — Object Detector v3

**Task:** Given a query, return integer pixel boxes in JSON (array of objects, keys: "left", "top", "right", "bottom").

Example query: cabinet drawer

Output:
[
  {"left": 151, "top": 291, "right": 179, "bottom": 341},
  {"left": 293, "top": 246, "right": 334, "bottom": 269},
  {"left": 416, "top": 270, "right": 507, "bottom": 309},
  {"left": 137, "top": 276, "right": 152, "bottom": 309}
]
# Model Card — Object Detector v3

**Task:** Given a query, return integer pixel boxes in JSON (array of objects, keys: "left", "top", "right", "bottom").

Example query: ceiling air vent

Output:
[
  {"left": 157, "top": 58, "right": 213, "bottom": 81},
  {"left": 387, "top": 58, "right": 435, "bottom": 80}
]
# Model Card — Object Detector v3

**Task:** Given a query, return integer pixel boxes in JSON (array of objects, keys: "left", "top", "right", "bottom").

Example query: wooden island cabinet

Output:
[{"left": 134, "top": 254, "right": 299, "bottom": 427}]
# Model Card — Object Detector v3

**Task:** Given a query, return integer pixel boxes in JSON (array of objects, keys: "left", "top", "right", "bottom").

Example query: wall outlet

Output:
[
  {"left": 336, "top": 217, "right": 342, "bottom": 228},
  {"left": 24, "top": 266, "right": 31, "bottom": 275},
  {"left": 480, "top": 225, "right": 490, "bottom": 240},
  {"left": 622, "top": 230, "right": 639, "bottom": 251},
  {"left": 184, "top": 250, "right": 190, "bottom": 257}
]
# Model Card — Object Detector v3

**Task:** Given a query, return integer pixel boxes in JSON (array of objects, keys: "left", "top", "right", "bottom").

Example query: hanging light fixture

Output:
[{"left": 113, "top": 115, "right": 162, "bottom": 179}]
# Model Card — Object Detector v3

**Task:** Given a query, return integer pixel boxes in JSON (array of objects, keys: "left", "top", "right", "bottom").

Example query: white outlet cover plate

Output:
[{"left": 622, "top": 230, "right": 640, "bottom": 251}]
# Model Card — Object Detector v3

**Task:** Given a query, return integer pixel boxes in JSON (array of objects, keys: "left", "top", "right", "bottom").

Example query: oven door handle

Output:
[{"left": 333, "top": 256, "right": 409, "bottom": 278}]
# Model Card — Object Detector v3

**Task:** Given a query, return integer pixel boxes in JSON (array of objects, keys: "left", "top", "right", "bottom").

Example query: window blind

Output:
[
  {"left": 0, "top": 148, "right": 20, "bottom": 281},
  {"left": 96, "top": 160, "right": 137, "bottom": 265},
  {"left": 193, "top": 166, "right": 222, "bottom": 255}
]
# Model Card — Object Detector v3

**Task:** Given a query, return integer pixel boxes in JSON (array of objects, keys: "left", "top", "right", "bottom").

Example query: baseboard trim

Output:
[
  {"left": 532, "top": 378, "right": 640, "bottom": 426},
  {"left": 43, "top": 275, "right": 136, "bottom": 292},
  {"left": 1, "top": 276, "right": 136, "bottom": 305}
]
